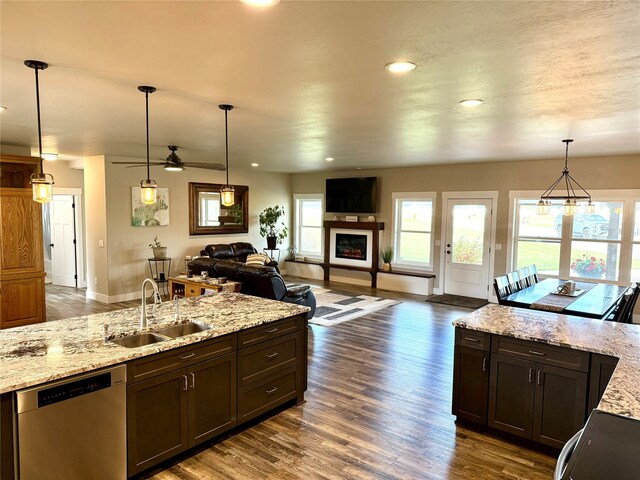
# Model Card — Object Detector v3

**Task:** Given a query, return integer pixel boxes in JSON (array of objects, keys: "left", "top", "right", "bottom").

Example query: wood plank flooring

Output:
[{"left": 44, "top": 281, "right": 556, "bottom": 479}]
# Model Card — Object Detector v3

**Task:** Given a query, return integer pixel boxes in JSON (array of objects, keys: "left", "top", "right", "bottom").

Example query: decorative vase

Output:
[
  {"left": 152, "top": 246, "right": 168, "bottom": 259},
  {"left": 383, "top": 262, "right": 391, "bottom": 272},
  {"left": 266, "top": 236, "right": 277, "bottom": 249}
]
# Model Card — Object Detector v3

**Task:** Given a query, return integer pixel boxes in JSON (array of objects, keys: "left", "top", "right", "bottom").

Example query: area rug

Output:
[
  {"left": 310, "top": 288, "right": 401, "bottom": 327},
  {"left": 425, "top": 294, "right": 488, "bottom": 309}
]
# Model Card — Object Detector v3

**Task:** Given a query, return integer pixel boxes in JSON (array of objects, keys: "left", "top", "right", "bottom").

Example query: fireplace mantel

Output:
[{"left": 323, "top": 221, "right": 384, "bottom": 287}]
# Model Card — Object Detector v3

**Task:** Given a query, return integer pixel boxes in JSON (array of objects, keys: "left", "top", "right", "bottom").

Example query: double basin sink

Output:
[{"left": 109, "top": 321, "right": 212, "bottom": 348}]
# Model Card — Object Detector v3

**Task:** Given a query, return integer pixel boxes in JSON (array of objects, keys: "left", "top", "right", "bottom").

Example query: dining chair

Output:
[
  {"left": 493, "top": 276, "right": 512, "bottom": 304},
  {"left": 518, "top": 266, "right": 531, "bottom": 287},
  {"left": 528, "top": 264, "right": 540, "bottom": 285},
  {"left": 608, "top": 283, "right": 639, "bottom": 323},
  {"left": 506, "top": 271, "right": 522, "bottom": 293}
]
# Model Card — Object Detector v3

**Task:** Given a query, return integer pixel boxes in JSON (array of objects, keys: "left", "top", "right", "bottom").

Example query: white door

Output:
[
  {"left": 444, "top": 199, "right": 493, "bottom": 298},
  {"left": 51, "top": 195, "right": 77, "bottom": 287}
]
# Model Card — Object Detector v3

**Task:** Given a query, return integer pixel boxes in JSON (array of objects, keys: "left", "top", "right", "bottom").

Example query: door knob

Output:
[
  {"left": 50, "top": 243, "right": 54, "bottom": 247},
  {"left": 446, "top": 250, "right": 451, "bottom": 254}
]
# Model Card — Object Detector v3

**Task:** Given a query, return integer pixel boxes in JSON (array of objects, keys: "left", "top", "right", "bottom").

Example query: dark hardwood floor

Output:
[{"left": 45, "top": 280, "right": 556, "bottom": 479}]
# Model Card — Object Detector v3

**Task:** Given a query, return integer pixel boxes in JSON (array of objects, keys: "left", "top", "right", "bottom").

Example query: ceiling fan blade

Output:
[
  {"left": 182, "top": 162, "right": 227, "bottom": 170},
  {"left": 111, "top": 161, "right": 165, "bottom": 165}
]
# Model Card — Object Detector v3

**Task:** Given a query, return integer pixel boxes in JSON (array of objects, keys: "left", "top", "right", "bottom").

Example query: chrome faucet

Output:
[
  {"left": 141, "top": 278, "right": 160, "bottom": 328},
  {"left": 173, "top": 294, "right": 183, "bottom": 321}
]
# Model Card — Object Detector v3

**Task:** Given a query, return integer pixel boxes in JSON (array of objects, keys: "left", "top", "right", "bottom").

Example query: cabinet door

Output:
[
  {"left": 488, "top": 353, "right": 535, "bottom": 439},
  {"left": 588, "top": 354, "right": 618, "bottom": 412},
  {"left": 0, "top": 276, "right": 45, "bottom": 328},
  {"left": 452, "top": 346, "right": 489, "bottom": 424},
  {"left": 127, "top": 369, "right": 189, "bottom": 475},
  {"left": 533, "top": 364, "right": 587, "bottom": 449},
  {"left": 0, "top": 190, "right": 43, "bottom": 276},
  {"left": 187, "top": 353, "right": 237, "bottom": 447}
]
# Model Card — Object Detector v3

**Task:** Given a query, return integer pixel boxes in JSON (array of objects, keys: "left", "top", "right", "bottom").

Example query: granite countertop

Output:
[
  {"left": 0, "top": 293, "right": 309, "bottom": 394},
  {"left": 453, "top": 304, "right": 640, "bottom": 419}
]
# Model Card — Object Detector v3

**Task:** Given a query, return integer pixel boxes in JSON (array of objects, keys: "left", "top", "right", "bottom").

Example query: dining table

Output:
[{"left": 501, "top": 277, "right": 628, "bottom": 319}]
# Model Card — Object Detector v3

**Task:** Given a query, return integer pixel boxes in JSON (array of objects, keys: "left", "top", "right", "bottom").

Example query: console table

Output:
[{"left": 168, "top": 275, "right": 242, "bottom": 298}]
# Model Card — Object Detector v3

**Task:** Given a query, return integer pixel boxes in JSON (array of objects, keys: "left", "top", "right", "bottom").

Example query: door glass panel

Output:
[{"left": 451, "top": 204, "right": 486, "bottom": 265}]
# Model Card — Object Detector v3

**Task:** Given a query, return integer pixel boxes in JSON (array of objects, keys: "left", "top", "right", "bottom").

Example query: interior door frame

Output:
[
  {"left": 439, "top": 191, "right": 498, "bottom": 301},
  {"left": 51, "top": 187, "right": 86, "bottom": 288}
]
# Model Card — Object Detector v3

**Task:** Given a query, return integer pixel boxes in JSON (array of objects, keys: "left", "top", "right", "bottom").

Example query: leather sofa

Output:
[
  {"left": 199, "top": 242, "right": 279, "bottom": 271},
  {"left": 188, "top": 257, "right": 316, "bottom": 319}
]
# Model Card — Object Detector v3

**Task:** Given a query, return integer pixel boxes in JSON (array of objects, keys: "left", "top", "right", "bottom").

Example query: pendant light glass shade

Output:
[
  {"left": 537, "top": 139, "right": 592, "bottom": 217},
  {"left": 140, "top": 179, "right": 158, "bottom": 205},
  {"left": 138, "top": 86, "right": 158, "bottom": 205},
  {"left": 25, "top": 60, "right": 55, "bottom": 204},
  {"left": 219, "top": 104, "right": 235, "bottom": 207}
]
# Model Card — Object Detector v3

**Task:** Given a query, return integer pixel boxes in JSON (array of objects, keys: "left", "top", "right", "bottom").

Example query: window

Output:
[
  {"left": 509, "top": 191, "right": 640, "bottom": 285},
  {"left": 294, "top": 194, "right": 324, "bottom": 258},
  {"left": 392, "top": 192, "right": 435, "bottom": 269}
]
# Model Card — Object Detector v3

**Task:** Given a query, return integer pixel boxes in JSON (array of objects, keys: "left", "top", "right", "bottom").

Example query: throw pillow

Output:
[{"left": 246, "top": 253, "right": 271, "bottom": 266}]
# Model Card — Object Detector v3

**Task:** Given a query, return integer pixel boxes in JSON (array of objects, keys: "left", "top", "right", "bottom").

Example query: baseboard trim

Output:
[
  {"left": 85, "top": 290, "right": 141, "bottom": 304},
  {"left": 85, "top": 290, "right": 109, "bottom": 303}
]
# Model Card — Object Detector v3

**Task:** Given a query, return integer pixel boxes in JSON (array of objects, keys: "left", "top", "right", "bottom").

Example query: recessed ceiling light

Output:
[
  {"left": 251, "top": 163, "right": 259, "bottom": 167},
  {"left": 385, "top": 62, "right": 416, "bottom": 73},
  {"left": 325, "top": 157, "right": 334, "bottom": 162},
  {"left": 459, "top": 99, "right": 484, "bottom": 107},
  {"left": 0, "top": 106, "right": 7, "bottom": 112},
  {"left": 240, "top": 0, "right": 280, "bottom": 7},
  {"left": 41, "top": 153, "right": 58, "bottom": 161}
]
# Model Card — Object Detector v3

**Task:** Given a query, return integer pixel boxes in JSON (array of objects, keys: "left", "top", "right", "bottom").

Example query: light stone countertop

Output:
[
  {"left": 0, "top": 293, "right": 309, "bottom": 394},
  {"left": 453, "top": 304, "right": 640, "bottom": 419}
]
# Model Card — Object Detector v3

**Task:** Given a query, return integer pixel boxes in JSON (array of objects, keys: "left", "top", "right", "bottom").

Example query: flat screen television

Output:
[{"left": 326, "top": 177, "right": 377, "bottom": 214}]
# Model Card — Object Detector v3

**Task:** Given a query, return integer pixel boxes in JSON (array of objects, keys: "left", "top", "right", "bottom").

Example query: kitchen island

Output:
[
  {"left": 0, "top": 293, "right": 310, "bottom": 478},
  {"left": 452, "top": 304, "right": 640, "bottom": 449}
]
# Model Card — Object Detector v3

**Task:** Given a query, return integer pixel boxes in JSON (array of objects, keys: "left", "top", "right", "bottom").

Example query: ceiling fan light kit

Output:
[
  {"left": 137, "top": 85, "right": 158, "bottom": 205},
  {"left": 536, "top": 139, "right": 594, "bottom": 216},
  {"left": 25, "top": 59, "right": 55, "bottom": 204},
  {"left": 164, "top": 145, "right": 185, "bottom": 171},
  {"left": 219, "top": 104, "right": 235, "bottom": 207}
]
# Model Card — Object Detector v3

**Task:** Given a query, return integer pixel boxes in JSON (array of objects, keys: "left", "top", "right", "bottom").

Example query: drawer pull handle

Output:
[
  {"left": 190, "top": 372, "right": 196, "bottom": 388},
  {"left": 266, "top": 328, "right": 279, "bottom": 333},
  {"left": 529, "top": 350, "right": 546, "bottom": 356},
  {"left": 537, "top": 370, "right": 543, "bottom": 385},
  {"left": 180, "top": 353, "right": 196, "bottom": 360},
  {"left": 464, "top": 337, "right": 479, "bottom": 342},
  {"left": 482, "top": 357, "right": 487, "bottom": 372},
  {"left": 266, "top": 386, "right": 278, "bottom": 394},
  {"left": 528, "top": 368, "right": 534, "bottom": 383},
  {"left": 266, "top": 352, "right": 279, "bottom": 359},
  {"left": 183, "top": 375, "right": 188, "bottom": 391}
]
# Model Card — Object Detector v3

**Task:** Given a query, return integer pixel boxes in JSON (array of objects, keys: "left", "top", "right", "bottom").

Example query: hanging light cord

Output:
[
  {"left": 34, "top": 65, "right": 43, "bottom": 169},
  {"left": 224, "top": 108, "right": 230, "bottom": 185},
  {"left": 145, "top": 90, "right": 151, "bottom": 182}
]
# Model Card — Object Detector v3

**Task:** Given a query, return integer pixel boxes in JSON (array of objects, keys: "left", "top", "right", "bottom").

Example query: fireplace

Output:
[{"left": 329, "top": 228, "right": 373, "bottom": 268}]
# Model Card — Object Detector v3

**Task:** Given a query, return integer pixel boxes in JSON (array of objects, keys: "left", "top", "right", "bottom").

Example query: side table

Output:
[
  {"left": 168, "top": 275, "right": 242, "bottom": 298},
  {"left": 148, "top": 258, "right": 171, "bottom": 297},
  {"left": 263, "top": 248, "right": 280, "bottom": 262}
]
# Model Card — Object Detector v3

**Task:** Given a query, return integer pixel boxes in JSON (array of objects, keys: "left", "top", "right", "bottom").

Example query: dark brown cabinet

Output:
[
  {"left": 454, "top": 328, "right": 591, "bottom": 449},
  {"left": 452, "top": 329, "right": 491, "bottom": 424},
  {"left": 588, "top": 354, "right": 618, "bottom": 412}
]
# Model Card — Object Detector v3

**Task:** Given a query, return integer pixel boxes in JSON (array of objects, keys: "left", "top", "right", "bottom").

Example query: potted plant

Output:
[
  {"left": 571, "top": 254, "right": 606, "bottom": 279},
  {"left": 259, "top": 205, "right": 288, "bottom": 249},
  {"left": 380, "top": 246, "right": 393, "bottom": 272},
  {"left": 149, "top": 236, "right": 167, "bottom": 259}
]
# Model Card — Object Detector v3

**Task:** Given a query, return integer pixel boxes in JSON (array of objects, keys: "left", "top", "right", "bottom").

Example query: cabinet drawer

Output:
[
  {"left": 238, "top": 369, "right": 298, "bottom": 423},
  {"left": 239, "top": 333, "right": 298, "bottom": 386},
  {"left": 238, "top": 317, "right": 300, "bottom": 347},
  {"left": 492, "top": 336, "right": 589, "bottom": 372},
  {"left": 128, "top": 335, "right": 236, "bottom": 383},
  {"left": 455, "top": 328, "right": 490, "bottom": 351}
]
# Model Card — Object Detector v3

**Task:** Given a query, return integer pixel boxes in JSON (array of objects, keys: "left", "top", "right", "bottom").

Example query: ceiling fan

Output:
[{"left": 111, "top": 145, "right": 226, "bottom": 171}]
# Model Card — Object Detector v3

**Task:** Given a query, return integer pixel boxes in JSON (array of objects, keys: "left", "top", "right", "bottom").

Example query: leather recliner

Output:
[{"left": 188, "top": 257, "right": 316, "bottom": 319}]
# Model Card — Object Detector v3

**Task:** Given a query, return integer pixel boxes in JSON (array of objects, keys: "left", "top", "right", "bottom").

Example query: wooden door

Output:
[
  {"left": 488, "top": 353, "right": 535, "bottom": 439},
  {"left": 187, "top": 353, "right": 237, "bottom": 448},
  {"left": 452, "top": 346, "right": 489, "bottom": 424},
  {"left": 533, "top": 364, "right": 587, "bottom": 448},
  {"left": 127, "top": 369, "right": 189, "bottom": 475}
]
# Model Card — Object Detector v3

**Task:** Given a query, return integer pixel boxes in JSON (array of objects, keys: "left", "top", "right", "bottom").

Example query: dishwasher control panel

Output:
[{"left": 38, "top": 372, "right": 112, "bottom": 407}]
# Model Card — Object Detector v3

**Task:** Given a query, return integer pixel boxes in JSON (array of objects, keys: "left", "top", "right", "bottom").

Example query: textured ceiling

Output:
[{"left": 1, "top": 1, "right": 639, "bottom": 172}]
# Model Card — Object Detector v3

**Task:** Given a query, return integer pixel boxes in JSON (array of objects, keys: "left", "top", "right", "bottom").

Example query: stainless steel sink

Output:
[
  {"left": 109, "top": 332, "right": 171, "bottom": 348},
  {"left": 156, "top": 322, "right": 212, "bottom": 338}
]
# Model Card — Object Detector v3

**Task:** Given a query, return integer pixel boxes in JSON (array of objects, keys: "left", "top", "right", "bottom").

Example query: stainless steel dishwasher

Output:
[{"left": 16, "top": 364, "right": 127, "bottom": 480}]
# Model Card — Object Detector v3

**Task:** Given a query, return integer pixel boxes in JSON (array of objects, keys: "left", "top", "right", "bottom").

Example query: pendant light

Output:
[
  {"left": 536, "top": 139, "right": 594, "bottom": 216},
  {"left": 25, "top": 60, "right": 54, "bottom": 204},
  {"left": 219, "top": 104, "right": 235, "bottom": 207},
  {"left": 138, "top": 86, "right": 158, "bottom": 205}
]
